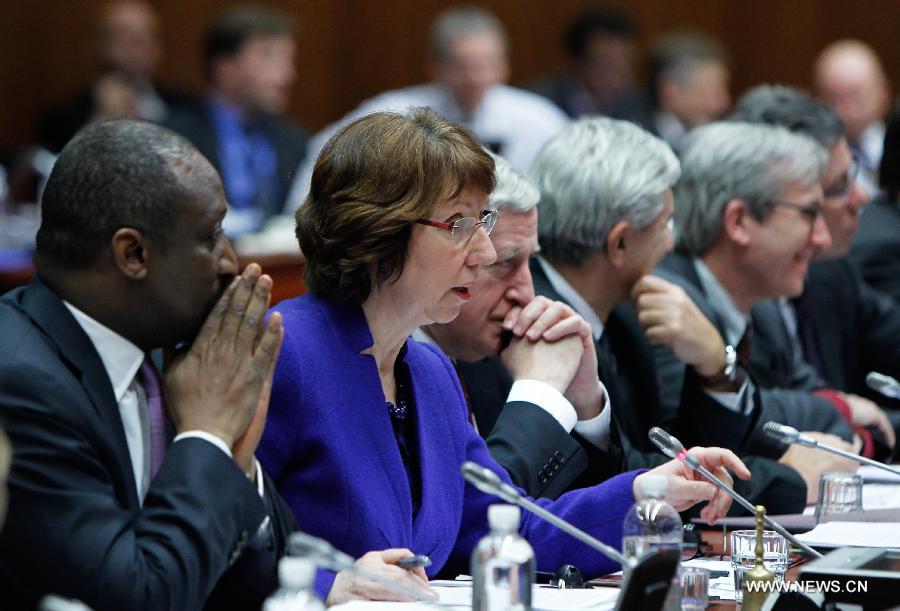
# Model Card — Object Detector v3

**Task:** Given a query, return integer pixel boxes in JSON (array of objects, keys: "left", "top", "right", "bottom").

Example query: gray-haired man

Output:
[
  {"left": 529, "top": 117, "right": 816, "bottom": 513},
  {"left": 656, "top": 120, "right": 859, "bottom": 503}
]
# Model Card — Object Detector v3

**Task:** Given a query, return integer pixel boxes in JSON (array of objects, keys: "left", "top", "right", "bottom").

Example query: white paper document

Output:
[
  {"left": 795, "top": 521, "right": 900, "bottom": 548},
  {"left": 864, "top": 483, "right": 900, "bottom": 509},
  {"left": 331, "top": 580, "right": 620, "bottom": 610},
  {"left": 858, "top": 464, "right": 900, "bottom": 483}
]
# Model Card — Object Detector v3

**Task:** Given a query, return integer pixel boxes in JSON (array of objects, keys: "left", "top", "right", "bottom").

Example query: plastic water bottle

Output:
[
  {"left": 263, "top": 557, "right": 326, "bottom": 611},
  {"left": 472, "top": 504, "right": 535, "bottom": 611},
  {"left": 621, "top": 475, "right": 683, "bottom": 611}
]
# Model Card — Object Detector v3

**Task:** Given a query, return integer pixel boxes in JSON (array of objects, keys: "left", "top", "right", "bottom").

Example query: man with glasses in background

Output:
[
  {"left": 653, "top": 120, "right": 863, "bottom": 504},
  {"left": 732, "top": 86, "right": 899, "bottom": 455}
]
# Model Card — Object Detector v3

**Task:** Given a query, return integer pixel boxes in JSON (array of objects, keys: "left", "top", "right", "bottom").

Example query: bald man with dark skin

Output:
[{"left": 0, "top": 119, "right": 293, "bottom": 609}]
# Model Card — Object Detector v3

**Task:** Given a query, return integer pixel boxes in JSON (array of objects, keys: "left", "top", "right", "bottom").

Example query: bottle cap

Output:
[
  {"left": 636, "top": 474, "right": 668, "bottom": 499},
  {"left": 488, "top": 504, "right": 520, "bottom": 530},
  {"left": 278, "top": 556, "right": 316, "bottom": 589}
]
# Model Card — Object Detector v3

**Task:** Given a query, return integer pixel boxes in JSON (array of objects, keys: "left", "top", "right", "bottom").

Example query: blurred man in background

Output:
[
  {"left": 814, "top": 39, "right": 891, "bottom": 195},
  {"left": 531, "top": 7, "right": 651, "bottom": 124},
  {"left": 166, "top": 5, "right": 308, "bottom": 237},
  {"left": 291, "top": 6, "right": 568, "bottom": 207},
  {"left": 36, "top": 1, "right": 192, "bottom": 153},
  {"left": 647, "top": 31, "right": 731, "bottom": 152}
]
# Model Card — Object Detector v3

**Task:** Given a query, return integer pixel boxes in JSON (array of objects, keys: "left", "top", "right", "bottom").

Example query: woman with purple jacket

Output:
[{"left": 258, "top": 108, "right": 749, "bottom": 605}]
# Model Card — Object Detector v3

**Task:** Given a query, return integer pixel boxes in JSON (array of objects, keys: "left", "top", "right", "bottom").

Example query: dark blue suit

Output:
[
  {"left": 0, "top": 278, "right": 296, "bottom": 610},
  {"left": 258, "top": 294, "right": 641, "bottom": 593}
]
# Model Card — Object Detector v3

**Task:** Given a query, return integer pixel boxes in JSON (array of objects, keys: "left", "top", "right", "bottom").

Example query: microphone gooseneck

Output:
[
  {"left": 648, "top": 428, "right": 823, "bottom": 558},
  {"left": 763, "top": 420, "right": 900, "bottom": 477},
  {"left": 460, "top": 461, "right": 630, "bottom": 566}
]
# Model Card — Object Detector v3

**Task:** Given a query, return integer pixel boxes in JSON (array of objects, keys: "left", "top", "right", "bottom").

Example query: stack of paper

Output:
[
  {"left": 331, "top": 580, "right": 620, "bottom": 610},
  {"left": 795, "top": 521, "right": 900, "bottom": 548},
  {"left": 858, "top": 465, "right": 900, "bottom": 483}
]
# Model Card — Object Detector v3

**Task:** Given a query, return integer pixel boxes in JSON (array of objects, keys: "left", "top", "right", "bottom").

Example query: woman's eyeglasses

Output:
[{"left": 415, "top": 209, "right": 500, "bottom": 242}]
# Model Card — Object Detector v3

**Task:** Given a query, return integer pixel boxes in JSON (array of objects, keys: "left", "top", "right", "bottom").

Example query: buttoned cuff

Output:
[{"left": 507, "top": 379, "right": 577, "bottom": 431}]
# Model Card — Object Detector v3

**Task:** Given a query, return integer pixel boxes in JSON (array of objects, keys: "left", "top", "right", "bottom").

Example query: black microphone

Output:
[
  {"left": 288, "top": 532, "right": 436, "bottom": 602},
  {"left": 648, "top": 427, "right": 823, "bottom": 558},
  {"left": 763, "top": 421, "right": 900, "bottom": 477},
  {"left": 866, "top": 371, "right": 900, "bottom": 400},
  {"left": 460, "top": 461, "right": 630, "bottom": 566}
]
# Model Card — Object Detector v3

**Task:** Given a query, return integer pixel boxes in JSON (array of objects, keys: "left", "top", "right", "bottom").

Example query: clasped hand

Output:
[
  {"left": 164, "top": 264, "right": 284, "bottom": 474},
  {"left": 500, "top": 296, "right": 603, "bottom": 420}
]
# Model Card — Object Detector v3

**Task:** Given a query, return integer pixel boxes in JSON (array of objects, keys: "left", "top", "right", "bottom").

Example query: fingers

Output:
[
  {"left": 192, "top": 275, "right": 240, "bottom": 348},
  {"left": 378, "top": 549, "right": 432, "bottom": 588},
  {"left": 669, "top": 478, "right": 716, "bottom": 510},
  {"left": 689, "top": 447, "right": 752, "bottom": 480},
  {"left": 508, "top": 297, "right": 566, "bottom": 338},
  {"left": 703, "top": 486, "right": 734, "bottom": 524},
  {"left": 379, "top": 548, "right": 416, "bottom": 563},
  {"left": 877, "top": 412, "right": 896, "bottom": 447},
  {"left": 362, "top": 550, "right": 437, "bottom": 602},
  {"left": 630, "top": 274, "right": 671, "bottom": 302},
  {"left": 219, "top": 264, "right": 261, "bottom": 343},
  {"left": 542, "top": 314, "right": 592, "bottom": 343},
  {"left": 255, "top": 311, "right": 284, "bottom": 371}
]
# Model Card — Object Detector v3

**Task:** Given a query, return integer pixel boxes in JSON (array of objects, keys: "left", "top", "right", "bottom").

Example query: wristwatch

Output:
[{"left": 698, "top": 344, "right": 738, "bottom": 388}]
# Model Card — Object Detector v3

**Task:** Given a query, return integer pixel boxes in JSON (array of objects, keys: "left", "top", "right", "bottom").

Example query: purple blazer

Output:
[{"left": 259, "top": 293, "right": 639, "bottom": 594}]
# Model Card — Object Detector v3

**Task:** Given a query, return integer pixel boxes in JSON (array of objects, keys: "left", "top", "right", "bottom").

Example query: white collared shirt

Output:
[
  {"left": 288, "top": 82, "right": 570, "bottom": 210},
  {"left": 64, "top": 303, "right": 259, "bottom": 502}
]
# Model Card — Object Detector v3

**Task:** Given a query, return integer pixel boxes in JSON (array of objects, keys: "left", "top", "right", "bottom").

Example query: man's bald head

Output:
[{"left": 814, "top": 39, "right": 889, "bottom": 142}]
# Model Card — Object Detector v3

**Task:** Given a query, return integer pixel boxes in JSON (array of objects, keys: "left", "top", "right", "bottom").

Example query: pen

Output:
[{"left": 398, "top": 554, "right": 432, "bottom": 570}]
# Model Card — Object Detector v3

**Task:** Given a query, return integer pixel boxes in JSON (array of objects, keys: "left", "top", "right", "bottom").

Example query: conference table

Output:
[{"left": 0, "top": 250, "right": 308, "bottom": 303}]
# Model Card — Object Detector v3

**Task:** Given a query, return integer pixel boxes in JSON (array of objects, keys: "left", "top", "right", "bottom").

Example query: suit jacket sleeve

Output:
[
  {"left": 458, "top": 358, "right": 591, "bottom": 500},
  {"left": 651, "top": 338, "right": 762, "bottom": 453},
  {"left": 855, "top": 274, "right": 900, "bottom": 382},
  {"left": 484, "top": 400, "right": 589, "bottom": 500},
  {"left": 452, "top": 418, "right": 640, "bottom": 579},
  {"left": 0, "top": 363, "right": 288, "bottom": 610}
]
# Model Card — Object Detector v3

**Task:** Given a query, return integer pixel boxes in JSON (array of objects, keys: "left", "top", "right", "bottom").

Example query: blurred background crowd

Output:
[{"left": 0, "top": 0, "right": 896, "bottom": 256}]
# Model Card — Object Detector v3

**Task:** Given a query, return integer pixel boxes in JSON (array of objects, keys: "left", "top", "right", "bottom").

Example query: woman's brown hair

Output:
[{"left": 296, "top": 108, "right": 495, "bottom": 303}]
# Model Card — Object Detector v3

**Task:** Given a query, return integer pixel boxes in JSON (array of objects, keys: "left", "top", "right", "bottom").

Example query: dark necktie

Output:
[
  {"left": 137, "top": 359, "right": 166, "bottom": 480},
  {"left": 596, "top": 333, "right": 626, "bottom": 414},
  {"left": 737, "top": 322, "right": 753, "bottom": 365}
]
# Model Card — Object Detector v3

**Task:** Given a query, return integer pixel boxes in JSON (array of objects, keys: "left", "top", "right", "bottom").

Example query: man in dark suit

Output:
[
  {"left": 645, "top": 33, "right": 731, "bottom": 153},
  {"left": 421, "top": 153, "right": 617, "bottom": 499},
  {"left": 851, "top": 101, "right": 900, "bottom": 303},
  {"left": 529, "top": 7, "right": 651, "bottom": 124},
  {"left": 656, "top": 120, "right": 865, "bottom": 503},
  {"left": 166, "top": 6, "right": 307, "bottom": 236},
  {"left": 730, "top": 86, "right": 897, "bottom": 454},
  {"left": 36, "top": 1, "right": 192, "bottom": 153},
  {"left": 0, "top": 119, "right": 297, "bottom": 609},
  {"left": 527, "top": 116, "right": 852, "bottom": 512}
]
